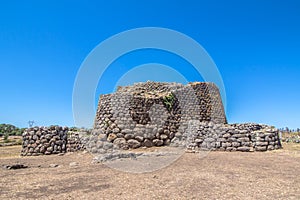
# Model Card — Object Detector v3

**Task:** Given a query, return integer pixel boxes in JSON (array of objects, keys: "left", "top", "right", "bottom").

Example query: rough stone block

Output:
[
  {"left": 237, "top": 147, "right": 250, "bottom": 152},
  {"left": 255, "top": 146, "right": 267, "bottom": 151}
]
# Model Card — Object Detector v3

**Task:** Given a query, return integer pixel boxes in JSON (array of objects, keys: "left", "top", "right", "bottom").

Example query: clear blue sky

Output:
[{"left": 0, "top": 0, "right": 299, "bottom": 128}]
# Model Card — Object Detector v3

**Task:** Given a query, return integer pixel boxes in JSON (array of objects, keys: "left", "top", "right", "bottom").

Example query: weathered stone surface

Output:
[
  {"left": 237, "top": 137, "right": 250, "bottom": 142},
  {"left": 233, "top": 134, "right": 246, "bottom": 138},
  {"left": 256, "top": 141, "right": 268, "bottom": 146},
  {"left": 195, "top": 138, "right": 203, "bottom": 143},
  {"left": 152, "top": 139, "right": 164, "bottom": 146},
  {"left": 96, "top": 134, "right": 105, "bottom": 141},
  {"left": 121, "top": 129, "right": 133, "bottom": 135},
  {"left": 127, "top": 139, "right": 141, "bottom": 149},
  {"left": 160, "top": 134, "right": 168, "bottom": 140},
  {"left": 164, "top": 139, "right": 171, "bottom": 145},
  {"left": 226, "top": 147, "right": 234, "bottom": 151},
  {"left": 232, "top": 142, "right": 240, "bottom": 147},
  {"left": 135, "top": 136, "right": 144, "bottom": 142},
  {"left": 113, "top": 138, "right": 128, "bottom": 149},
  {"left": 103, "top": 142, "right": 113, "bottom": 150},
  {"left": 112, "top": 127, "right": 120, "bottom": 134},
  {"left": 255, "top": 146, "right": 267, "bottom": 151},
  {"left": 124, "top": 134, "right": 135, "bottom": 140},
  {"left": 267, "top": 145, "right": 275, "bottom": 150},
  {"left": 107, "top": 133, "right": 117, "bottom": 142},
  {"left": 223, "top": 133, "right": 231, "bottom": 138},
  {"left": 142, "top": 139, "right": 153, "bottom": 147},
  {"left": 237, "top": 146, "right": 250, "bottom": 152}
]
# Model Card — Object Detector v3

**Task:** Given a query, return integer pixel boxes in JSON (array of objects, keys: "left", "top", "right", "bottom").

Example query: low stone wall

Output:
[
  {"left": 184, "top": 122, "right": 281, "bottom": 152},
  {"left": 87, "top": 122, "right": 281, "bottom": 153},
  {"left": 21, "top": 126, "right": 86, "bottom": 156},
  {"left": 67, "top": 131, "right": 88, "bottom": 152},
  {"left": 21, "top": 123, "right": 282, "bottom": 156}
]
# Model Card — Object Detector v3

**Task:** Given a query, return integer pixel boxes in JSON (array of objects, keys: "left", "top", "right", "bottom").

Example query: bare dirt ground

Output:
[{"left": 0, "top": 143, "right": 299, "bottom": 200}]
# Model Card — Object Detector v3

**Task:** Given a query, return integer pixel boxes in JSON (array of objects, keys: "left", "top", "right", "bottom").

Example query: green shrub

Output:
[
  {"left": 0, "top": 124, "right": 25, "bottom": 136},
  {"left": 163, "top": 93, "right": 175, "bottom": 111}
]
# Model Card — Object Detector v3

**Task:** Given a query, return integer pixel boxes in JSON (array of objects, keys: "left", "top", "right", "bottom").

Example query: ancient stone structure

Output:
[
  {"left": 21, "top": 81, "right": 282, "bottom": 156},
  {"left": 92, "top": 81, "right": 281, "bottom": 152},
  {"left": 185, "top": 122, "right": 281, "bottom": 152},
  {"left": 21, "top": 126, "right": 86, "bottom": 156}
]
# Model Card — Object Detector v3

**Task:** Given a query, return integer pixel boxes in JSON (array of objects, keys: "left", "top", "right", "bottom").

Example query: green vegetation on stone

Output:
[{"left": 162, "top": 93, "right": 175, "bottom": 111}]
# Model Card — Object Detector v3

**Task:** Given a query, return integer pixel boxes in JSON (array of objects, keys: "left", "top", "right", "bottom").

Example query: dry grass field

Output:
[{"left": 0, "top": 143, "right": 299, "bottom": 200}]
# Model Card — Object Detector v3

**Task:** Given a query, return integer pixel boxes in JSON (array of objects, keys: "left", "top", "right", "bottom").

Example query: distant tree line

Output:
[
  {"left": 278, "top": 127, "right": 300, "bottom": 133},
  {"left": 0, "top": 124, "right": 26, "bottom": 137},
  {"left": 0, "top": 124, "right": 91, "bottom": 138}
]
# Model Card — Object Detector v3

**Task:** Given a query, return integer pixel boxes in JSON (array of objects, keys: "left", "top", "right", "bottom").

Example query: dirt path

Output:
[{"left": 0, "top": 144, "right": 299, "bottom": 200}]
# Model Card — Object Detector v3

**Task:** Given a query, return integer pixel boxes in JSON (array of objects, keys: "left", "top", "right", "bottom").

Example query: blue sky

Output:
[{"left": 0, "top": 0, "right": 299, "bottom": 128}]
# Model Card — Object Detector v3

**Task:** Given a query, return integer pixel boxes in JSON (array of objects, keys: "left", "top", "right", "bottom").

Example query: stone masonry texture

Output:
[
  {"left": 21, "top": 81, "right": 281, "bottom": 156},
  {"left": 21, "top": 126, "right": 86, "bottom": 156},
  {"left": 91, "top": 81, "right": 281, "bottom": 152}
]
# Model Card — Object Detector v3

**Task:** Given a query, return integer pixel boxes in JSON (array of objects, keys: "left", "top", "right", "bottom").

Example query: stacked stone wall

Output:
[
  {"left": 21, "top": 81, "right": 281, "bottom": 156},
  {"left": 91, "top": 81, "right": 281, "bottom": 152},
  {"left": 93, "top": 82, "right": 227, "bottom": 149},
  {"left": 21, "top": 126, "right": 86, "bottom": 156},
  {"left": 185, "top": 122, "right": 281, "bottom": 152}
]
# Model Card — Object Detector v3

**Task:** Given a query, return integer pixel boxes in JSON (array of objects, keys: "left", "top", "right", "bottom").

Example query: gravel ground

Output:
[{"left": 0, "top": 143, "right": 299, "bottom": 200}]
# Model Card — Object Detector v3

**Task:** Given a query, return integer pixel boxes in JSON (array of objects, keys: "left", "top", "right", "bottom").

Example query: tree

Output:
[{"left": 0, "top": 124, "right": 24, "bottom": 136}]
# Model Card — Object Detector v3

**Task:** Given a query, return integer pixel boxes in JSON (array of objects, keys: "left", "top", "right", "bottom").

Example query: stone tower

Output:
[{"left": 93, "top": 82, "right": 227, "bottom": 148}]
